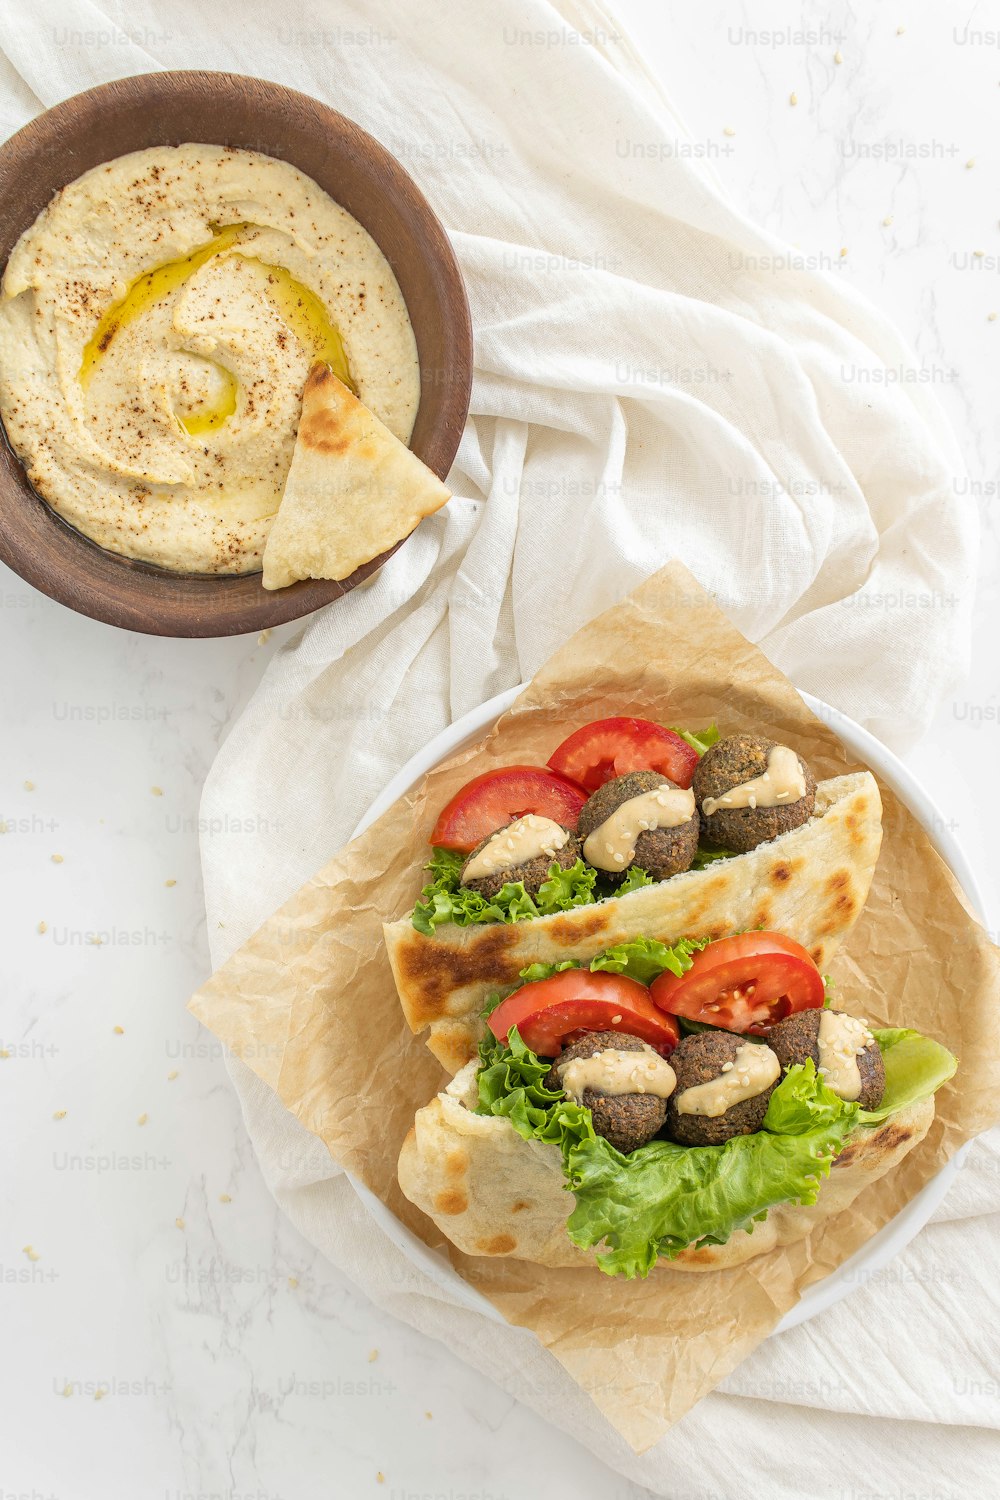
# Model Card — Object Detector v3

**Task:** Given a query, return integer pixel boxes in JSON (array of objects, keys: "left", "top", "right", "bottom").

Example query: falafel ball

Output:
[
  {"left": 460, "top": 820, "right": 583, "bottom": 900},
  {"left": 692, "top": 733, "right": 817, "bottom": 853},
  {"left": 544, "top": 1030, "right": 670, "bottom": 1153},
  {"left": 664, "top": 1031, "right": 779, "bottom": 1146},
  {"left": 577, "top": 770, "right": 699, "bottom": 882},
  {"left": 769, "top": 1008, "right": 885, "bottom": 1110}
]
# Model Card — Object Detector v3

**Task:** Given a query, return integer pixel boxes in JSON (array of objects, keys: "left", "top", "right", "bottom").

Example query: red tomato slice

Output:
[
  {"left": 488, "top": 970, "right": 681, "bottom": 1058},
  {"left": 547, "top": 717, "right": 699, "bottom": 792},
  {"left": 649, "top": 933, "right": 824, "bottom": 1036},
  {"left": 430, "top": 766, "right": 586, "bottom": 852}
]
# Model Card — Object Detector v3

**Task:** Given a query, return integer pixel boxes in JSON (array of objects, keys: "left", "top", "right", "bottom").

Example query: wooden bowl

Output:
[{"left": 0, "top": 71, "right": 472, "bottom": 637}]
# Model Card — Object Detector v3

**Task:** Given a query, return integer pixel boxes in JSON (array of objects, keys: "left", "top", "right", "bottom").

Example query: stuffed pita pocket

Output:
[{"left": 397, "top": 940, "right": 956, "bottom": 1278}]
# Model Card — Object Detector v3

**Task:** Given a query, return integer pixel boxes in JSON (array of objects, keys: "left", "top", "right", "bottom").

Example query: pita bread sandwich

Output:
[
  {"left": 262, "top": 363, "right": 450, "bottom": 590},
  {"left": 385, "top": 720, "right": 884, "bottom": 1074},
  {"left": 387, "top": 714, "right": 956, "bottom": 1277},
  {"left": 397, "top": 978, "right": 955, "bottom": 1277}
]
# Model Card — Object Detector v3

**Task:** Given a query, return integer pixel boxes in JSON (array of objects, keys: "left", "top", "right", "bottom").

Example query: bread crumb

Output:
[
  {"left": 258, "top": 629, "right": 272, "bottom": 644},
  {"left": 175, "top": 1217, "right": 185, "bottom": 1230},
  {"left": 137, "top": 1112, "right": 148, "bottom": 1126},
  {"left": 288, "top": 1275, "right": 299, "bottom": 1288},
  {"left": 53, "top": 1109, "right": 66, "bottom": 1120},
  {"left": 834, "top": 50, "right": 843, "bottom": 63},
  {"left": 789, "top": 91, "right": 798, "bottom": 106},
  {"left": 151, "top": 786, "right": 163, "bottom": 796},
  {"left": 24, "top": 780, "right": 35, "bottom": 791},
  {"left": 368, "top": 1349, "right": 378, "bottom": 1363},
  {"left": 51, "top": 853, "right": 64, "bottom": 864},
  {"left": 165, "top": 878, "right": 177, "bottom": 887},
  {"left": 23, "top": 1245, "right": 40, "bottom": 1261},
  {"left": 113, "top": 1025, "right": 124, "bottom": 1035},
  {"left": 37, "top": 920, "right": 47, "bottom": 934},
  {"left": 723, "top": 126, "right": 735, "bottom": 137},
  {"left": 167, "top": 1070, "right": 179, "bottom": 1081},
  {"left": 219, "top": 1193, "right": 232, "bottom": 1203}
]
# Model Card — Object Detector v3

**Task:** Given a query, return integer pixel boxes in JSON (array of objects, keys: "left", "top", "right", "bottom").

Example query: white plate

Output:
[{"left": 349, "top": 688, "right": 979, "bottom": 1335}]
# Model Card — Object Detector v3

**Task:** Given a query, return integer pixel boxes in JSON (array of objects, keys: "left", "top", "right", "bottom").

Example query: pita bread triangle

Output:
[{"left": 262, "top": 363, "right": 450, "bottom": 590}]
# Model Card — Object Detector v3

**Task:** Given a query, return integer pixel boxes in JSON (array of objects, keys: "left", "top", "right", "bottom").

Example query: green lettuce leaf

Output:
[
  {"left": 590, "top": 934, "right": 709, "bottom": 985},
  {"left": 508, "top": 935, "right": 709, "bottom": 992},
  {"left": 859, "top": 1029, "right": 957, "bottom": 1125},
  {"left": 670, "top": 724, "right": 721, "bottom": 756},
  {"left": 411, "top": 850, "right": 598, "bottom": 934},
  {"left": 476, "top": 1033, "right": 862, "bottom": 1278},
  {"left": 690, "top": 845, "right": 737, "bottom": 870},
  {"left": 615, "top": 864, "right": 656, "bottom": 895},
  {"left": 567, "top": 1062, "right": 858, "bottom": 1277}
]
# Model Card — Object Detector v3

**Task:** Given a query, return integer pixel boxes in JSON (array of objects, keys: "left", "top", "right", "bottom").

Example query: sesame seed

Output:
[
  {"left": 175, "top": 1217, "right": 185, "bottom": 1230},
  {"left": 721, "top": 1062, "right": 734, "bottom": 1072},
  {"left": 834, "top": 50, "right": 843, "bottom": 63},
  {"left": 37, "top": 920, "right": 47, "bottom": 934},
  {"left": 137, "top": 1113, "right": 148, "bottom": 1126},
  {"left": 789, "top": 91, "right": 798, "bottom": 106},
  {"left": 883, "top": 215, "right": 893, "bottom": 226},
  {"left": 613, "top": 852, "right": 625, "bottom": 864},
  {"left": 167, "top": 1070, "right": 178, "bottom": 1081},
  {"left": 611, "top": 1014, "right": 622, "bottom": 1023},
  {"left": 723, "top": 126, "right": 735, "bottom": 137},
  {"left": 51, "top": 853, "right": 64, "bottom": 864},
  {"left": 966, "top": 158, "right": 976, "bottom": 169},
  {"left": 53, "top": 1109, "right": 66, "bottom": 1120},
  {"left": 288, "top": 1275, "right": 299, "bottom": 1288},
  {"left": 113, "top": 1025, "right": 124, "bottom": 1035},
  {"left": 165, "top": 878, "right": 177, "bottom": 887}
]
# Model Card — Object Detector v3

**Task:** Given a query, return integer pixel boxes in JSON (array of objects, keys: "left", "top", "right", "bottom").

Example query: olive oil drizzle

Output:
[{"left": 79, "top": 222, "right": 354, "bottom": 436}]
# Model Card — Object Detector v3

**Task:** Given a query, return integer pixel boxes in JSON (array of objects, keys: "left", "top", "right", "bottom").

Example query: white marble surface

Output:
[{"left": 2, "top": 2, "right": 998, "bottom": 1495}]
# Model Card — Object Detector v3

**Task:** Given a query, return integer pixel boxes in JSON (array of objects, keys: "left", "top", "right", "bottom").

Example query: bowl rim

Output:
[
  {"left": 0, "top": 70, "right": 473, "bottom": 637},
  {"left": 347, "top": 684, "right": 980, "bottom": 1336}
]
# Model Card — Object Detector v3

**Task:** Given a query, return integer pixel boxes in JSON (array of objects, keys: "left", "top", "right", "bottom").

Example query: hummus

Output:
[{"left": 0, "top": 144, "right": 420, "bottom": 574}]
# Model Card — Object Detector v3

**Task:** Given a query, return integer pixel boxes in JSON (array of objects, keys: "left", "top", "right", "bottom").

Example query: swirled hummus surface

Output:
[{"left": 0, "top": 144, "right": 420, "bottom": 574}]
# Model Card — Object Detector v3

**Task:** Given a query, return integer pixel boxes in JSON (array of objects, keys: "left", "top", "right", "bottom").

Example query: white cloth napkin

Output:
[{"left": 4, "top": 0, "right": 996, "bottom": 1490}]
